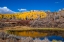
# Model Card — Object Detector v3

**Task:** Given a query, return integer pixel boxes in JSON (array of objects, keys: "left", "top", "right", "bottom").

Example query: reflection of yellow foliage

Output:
[
  {"left": 18, "top": 31, "right": 47, "bottom": 37},
  {"left": 9, "top": 31, "right": 48, "bottom": 37},
  {"left": 0, "top": 11, "right": 47, "bottom": 20}
]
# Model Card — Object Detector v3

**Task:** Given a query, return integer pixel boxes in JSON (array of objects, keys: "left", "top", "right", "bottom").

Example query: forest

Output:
[{"left": 0, "top": 10, "right": 64, "bottom": 28}]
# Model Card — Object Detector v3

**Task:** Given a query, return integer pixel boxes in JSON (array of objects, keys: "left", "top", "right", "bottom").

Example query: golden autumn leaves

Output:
[{"left": 0, "top": 11, "right": 47, "bottom": 20}]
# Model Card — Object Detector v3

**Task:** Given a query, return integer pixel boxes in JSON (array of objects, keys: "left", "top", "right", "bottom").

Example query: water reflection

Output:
[
  {"left": 40, "top": 36, "right": 64, "bottom": 41},
  {"left": 38, "top": 35, "right": 64, "bottom": 42},
  {"left": 21, "top": 36, "right": 64, "bottom": 42}
]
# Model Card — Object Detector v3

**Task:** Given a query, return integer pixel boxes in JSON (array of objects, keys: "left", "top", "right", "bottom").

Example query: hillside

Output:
[{"left": 0, "top": 10, "right": 64, "bottom": 28}]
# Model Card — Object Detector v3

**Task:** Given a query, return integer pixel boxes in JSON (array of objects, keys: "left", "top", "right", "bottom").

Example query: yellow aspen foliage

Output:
[
  {"left": 0, "top": 10, "right": 47, "bottom": 20},
  {"left": 2, "top": 14, "right": 12, "bottom": 19},
  {"left": 0, "top": 14, "right": 2, "bottom": 19}
]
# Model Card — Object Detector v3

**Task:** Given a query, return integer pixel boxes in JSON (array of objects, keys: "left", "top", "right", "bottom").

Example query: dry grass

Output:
[
  {"left": 0, "top": 26, "right": 64, "bottom": 32},
  {"left": 6, "top": 26, "right": 64, "bottom": 31},
  {"left": 0, "top": 26, "right": 64, "bottom": 38},
  {"left": 0, "top": 26, "right": 64, "bottom": 33}
]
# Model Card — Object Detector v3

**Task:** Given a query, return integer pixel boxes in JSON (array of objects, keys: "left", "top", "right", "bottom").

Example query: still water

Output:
[{"left": 39, "top": 35, "right": 64, "bottom": 41}]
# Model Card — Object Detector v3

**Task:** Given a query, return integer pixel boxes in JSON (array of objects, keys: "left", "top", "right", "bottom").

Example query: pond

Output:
[{"left": 39, "top": 35, "right": 64, "bottom": 41}]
